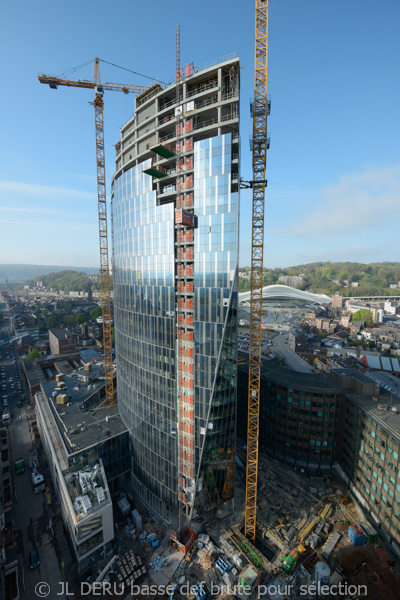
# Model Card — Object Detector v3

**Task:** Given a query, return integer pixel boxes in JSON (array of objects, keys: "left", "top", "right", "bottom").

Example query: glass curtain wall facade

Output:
[
  {"left": 237, "top": 363, "right": 342, "bottom": 469},
  {"left": 113, "top": 133, "right": 238, "bottom": 521}
]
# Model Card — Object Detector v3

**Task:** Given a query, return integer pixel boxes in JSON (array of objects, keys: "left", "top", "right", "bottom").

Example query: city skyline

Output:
[{"left": 0, "top": 0, "right": 399, "bottom": 268}]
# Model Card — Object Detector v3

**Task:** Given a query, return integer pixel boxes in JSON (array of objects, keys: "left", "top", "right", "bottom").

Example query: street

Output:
[
  {"left": 270, "top": 332, "right": 311, "bottom": 373},
  {"left": 1, "top": 307, "right": 65, "bottom": 600}
]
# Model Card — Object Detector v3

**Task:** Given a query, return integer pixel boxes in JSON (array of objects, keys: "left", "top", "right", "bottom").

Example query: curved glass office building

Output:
[{"left": 112, "top": 56, "right": 240, "bottom": 521}]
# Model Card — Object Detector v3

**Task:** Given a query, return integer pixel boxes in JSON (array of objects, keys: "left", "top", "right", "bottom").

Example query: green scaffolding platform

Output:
[
  {"left": 142, "top": 166, "right": 168, "bottom": 178},
  {"left": 151, "top": 144, "right": 175, "bottom": 159}
]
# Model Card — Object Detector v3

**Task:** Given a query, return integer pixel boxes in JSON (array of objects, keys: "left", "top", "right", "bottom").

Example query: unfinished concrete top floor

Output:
[{"left": 112, "top": 55, "right": 240, "bottom": 182}]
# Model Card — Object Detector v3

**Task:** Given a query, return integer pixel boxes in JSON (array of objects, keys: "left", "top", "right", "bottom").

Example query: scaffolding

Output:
[{"left": 174, "top": 25, "right": 197, "bottom": 533}]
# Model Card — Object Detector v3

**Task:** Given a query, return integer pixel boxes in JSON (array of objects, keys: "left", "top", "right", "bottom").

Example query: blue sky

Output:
[{"left": 0, "top": 0, "right": 399, "bottom": 269}]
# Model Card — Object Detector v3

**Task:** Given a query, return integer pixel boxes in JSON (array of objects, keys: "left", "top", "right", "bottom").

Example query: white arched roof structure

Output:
[{"left": 238, "top": 284, "right": 331, "bottom": 306}]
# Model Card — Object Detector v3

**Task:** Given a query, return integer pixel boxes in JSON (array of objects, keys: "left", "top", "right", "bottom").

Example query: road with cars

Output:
[
  {"left": 0, "top": 305, "right": 64, "bottom": 599},
  {"left": 238, "top": 308, "right": 313, "bottom": 372}
]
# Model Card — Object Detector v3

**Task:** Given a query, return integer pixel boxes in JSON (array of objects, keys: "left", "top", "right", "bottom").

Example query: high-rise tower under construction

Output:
[{"left": 112, "top": 54, "right": 240, "bottom": 522}]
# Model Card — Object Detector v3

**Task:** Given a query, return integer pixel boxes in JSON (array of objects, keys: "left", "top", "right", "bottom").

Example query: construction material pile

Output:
[
  {"left": 149, "top": 555, "right": 167, "bottom": 573},
  {"left": 115, "top": 551, "right": 146, "bottom": 587},
  {"left": 198, "top": 547, "right": 213, "bottom": 569}
]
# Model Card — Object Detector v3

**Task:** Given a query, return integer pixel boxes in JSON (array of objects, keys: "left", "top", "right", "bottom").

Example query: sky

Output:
[{"left": 0, "top": 0, "right": 399, "bottom": 269}]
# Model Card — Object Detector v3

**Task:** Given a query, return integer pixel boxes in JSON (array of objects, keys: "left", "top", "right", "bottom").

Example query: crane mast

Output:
[
  {"left": 38, "top": 59, "right": 147, "bottom": 406},
  {"left": 93, "top": 59, "right": 114, "bottom": 406},
  {"left": 244, "top": 0, "right": 269, "bottom": 543}
]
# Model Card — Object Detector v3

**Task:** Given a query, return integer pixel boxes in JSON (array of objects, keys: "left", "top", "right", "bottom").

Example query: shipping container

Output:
[{"left": 348, "top": 526, "right": 367, "bottom": 546}]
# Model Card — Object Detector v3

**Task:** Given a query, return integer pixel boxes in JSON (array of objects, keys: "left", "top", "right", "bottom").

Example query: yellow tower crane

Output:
[
  {"left": 38, "top": 58, "right": 149, "bottom": 405},
  {"left": 244, "top": 0, "right": 270, "bottom": 542}
]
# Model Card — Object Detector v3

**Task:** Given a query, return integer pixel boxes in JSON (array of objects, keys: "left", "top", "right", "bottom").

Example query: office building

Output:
[
  {"left": 36, "top": 364, "right": 130, "bottom": 563},
  {"left": 333, "top": 368, "right": 400, "bottom": 557},
  {"left": 237, "top": 358, "right": 342, "bottom": 469},
  {"left": 237, "top": 361, "right": 400, "bottom": 557},
  {"left": 112, "top": 55, "right": 240, "bottom": 521}
]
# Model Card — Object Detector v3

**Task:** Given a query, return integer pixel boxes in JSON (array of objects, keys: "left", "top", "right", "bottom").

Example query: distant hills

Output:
[
  {"left": 3, "top": 261, "right": 400, "bottom": 298},
  {"left": 239, "top": 261, "right": 400, "bottom": 297},
  {"left": 0, "top": 264, "right": 98, "bottom": 284},
  {"left": 12, "top": 270, "right": 105, "bottom": 293}
]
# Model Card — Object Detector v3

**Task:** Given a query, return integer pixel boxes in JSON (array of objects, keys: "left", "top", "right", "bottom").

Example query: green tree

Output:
[
  {"left": 0, "top": 310, "right": 3, "bottom": 321},
  {"left": 353, "top": 309, "right": 374, "bottom": 327},
  {"left": 76, "top": 313, "right": 86, "bottom": 325},
  {"left": 90, "top": 307, "right": 102, "bottom": 320},
  {"left": 27, "top": 350, "right": 41, "bottom": 359},
  {"left": 46, "top": 316, "right": 58, "bottom": 329},
  {"left": 64, "top": 314, "right": 76, "bottom": 327}
]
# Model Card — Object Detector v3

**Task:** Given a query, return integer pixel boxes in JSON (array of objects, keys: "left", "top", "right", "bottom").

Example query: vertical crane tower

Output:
[
  {"left": 244, "top": 0, "right": 269, "bottom": 542},
  {"left": 38, "top": 60, "right": 148, "bottom": 405},
  {"left": 92, "top": 59, "right": 114, "bottom": 406}
]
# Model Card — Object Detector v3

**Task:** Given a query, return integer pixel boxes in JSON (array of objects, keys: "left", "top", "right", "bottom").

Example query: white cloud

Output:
[
  {"left": 287, "top": 163, "right": 400, "bottom": 235},
  {"left": 0, "top": 180, "right": 96, "bottom": 200}
]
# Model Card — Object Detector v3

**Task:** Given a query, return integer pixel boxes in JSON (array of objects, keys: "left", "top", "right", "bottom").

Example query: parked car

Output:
[{"left": 29, "top": 548, "right": 40, "bottom": 569}]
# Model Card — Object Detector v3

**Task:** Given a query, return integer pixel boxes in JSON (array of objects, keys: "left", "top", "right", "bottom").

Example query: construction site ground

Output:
[
  {"left": 334, "top": 543, "right": 399, "bottom": 600},
  {"left": 73, "top": 453, "right": 400, "bottom": 599},
  {"left": 165, "top": 450, "right": 400, "bottom": 599}
]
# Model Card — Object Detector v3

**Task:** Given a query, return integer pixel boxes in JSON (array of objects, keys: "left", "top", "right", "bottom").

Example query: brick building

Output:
[{"left": 49, "top": 328, "right": 77, "bottom": 355}]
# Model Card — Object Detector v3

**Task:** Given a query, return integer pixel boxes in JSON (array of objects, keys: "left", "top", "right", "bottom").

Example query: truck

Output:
[
  {"left": 29, "top": 457, "right": 45, "bottom": 493},
  {"left": 15, "top": 458, "right": 25, "bottom": 474}
]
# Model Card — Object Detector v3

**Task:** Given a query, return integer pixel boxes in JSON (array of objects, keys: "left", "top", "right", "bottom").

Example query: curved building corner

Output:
[{"left": 112, "top": 56, "right": 240, "bottom": 522}]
